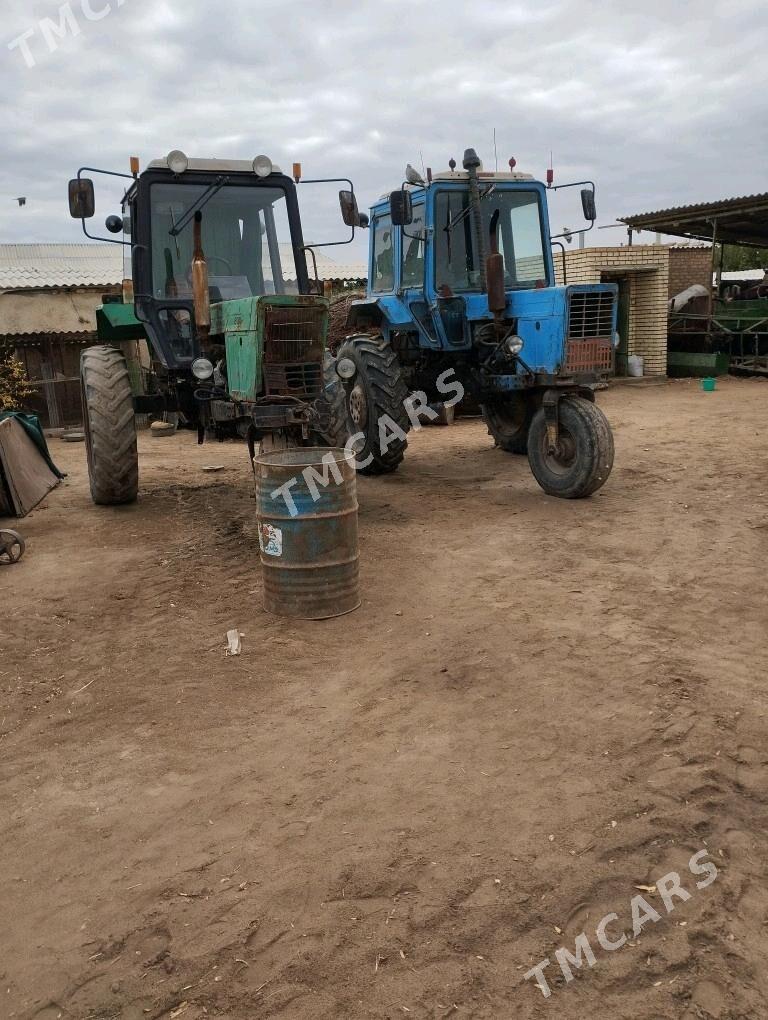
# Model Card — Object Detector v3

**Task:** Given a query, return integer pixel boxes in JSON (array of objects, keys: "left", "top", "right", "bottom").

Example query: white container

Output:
[{"left": 627, "top": 355, "right": 644, "bottom": 378}]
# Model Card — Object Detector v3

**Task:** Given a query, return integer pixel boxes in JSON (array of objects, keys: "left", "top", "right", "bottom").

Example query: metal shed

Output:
[
  {"left": 619, "top": 196, "right": 768, "bottom": 374},
  {"left": 619, "top": 194, "right": 768, "bottom": 249}
]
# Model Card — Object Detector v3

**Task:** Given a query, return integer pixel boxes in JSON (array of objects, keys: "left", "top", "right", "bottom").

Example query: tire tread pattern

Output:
[
  {"left": 81, "top": 345, "right": 139, "bottom": 505},
  {"left": 337, "top": 335, "right": 410, "bottom": 475},
  {"left": 481, "top": 397, "right": 534, "bottom": 455},
  {"left": 527, "top": 396, "right": 614, "bottom": 499},
  {"left": 311, "top": 353, "right": 354, "bottom": 447}
]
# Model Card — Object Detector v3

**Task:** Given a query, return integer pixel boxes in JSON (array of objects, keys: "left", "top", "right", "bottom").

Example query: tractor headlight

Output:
[
  {"left": 191, "top": 357, "right": 214, "bottom": 380},
  {"left": 253, "top": 155, "right": 274, "bottom": 178},
  {"left": 504, "top": 334, "right": 524, "bottom": 357},
  {"left": 336, "top": 357, "right": 356, "bottom": 380},
  {"left": 167, "top": 149, "right": 189, "bottom": 175}
]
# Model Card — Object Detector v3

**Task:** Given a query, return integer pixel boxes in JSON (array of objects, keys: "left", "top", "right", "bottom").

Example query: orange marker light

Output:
[
  {"left": 293, "top": 162, "right": 302, "bottom": 183},
  {"left": 130, "top": 156, "right": 140, "bottom": 176}
]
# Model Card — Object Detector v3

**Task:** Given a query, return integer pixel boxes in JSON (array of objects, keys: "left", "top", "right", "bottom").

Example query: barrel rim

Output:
[{"left": 255, "top": 446, "right": 354, "bottom": 470}]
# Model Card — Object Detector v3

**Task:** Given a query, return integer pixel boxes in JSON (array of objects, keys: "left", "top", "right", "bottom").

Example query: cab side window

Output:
[
  {"left": 401, "top": 204, "right": 425, "bottom": 288},
  {"left": 372, "top": 214, "right": 394, "bottom": 292}
]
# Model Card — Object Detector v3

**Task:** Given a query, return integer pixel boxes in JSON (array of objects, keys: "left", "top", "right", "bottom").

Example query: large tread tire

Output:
[
  {"left": 336, "top": 336, "right": 410, "bottom": 475},
  {"left": 481, "top": 395, "right": 535, "bottom": 454},
  {"left": 81, "top": 345, "right": 138, "bottom": 505},
  {"left": 527, "top": 396, "right": 613, "bottom": 499},
  {"left": 311, "top": 353, "right": 354, "bottom": 448}
]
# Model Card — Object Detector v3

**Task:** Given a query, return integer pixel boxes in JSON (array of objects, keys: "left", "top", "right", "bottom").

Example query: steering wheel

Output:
[
  {"left": 206, "top": 255, "right": 233, "bottom": 274},
  {"left": 185, "top": 255, "right": 234, "bottom": 288}
]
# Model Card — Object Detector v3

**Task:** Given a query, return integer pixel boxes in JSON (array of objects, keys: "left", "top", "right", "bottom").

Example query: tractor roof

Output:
[
  {"left": 377, "top": 169, "right": 537, "bottom": 200},
  {"left": 146, "top": 157, "right": 283, "bottom": 174},
  {"left": 432, "top": 169, "right": 535, "bottom": 182}
]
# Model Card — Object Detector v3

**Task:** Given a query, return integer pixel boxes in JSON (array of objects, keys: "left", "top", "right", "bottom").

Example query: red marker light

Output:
[{"left": 546, "top": 167, "right": 554, "bottom": 187}]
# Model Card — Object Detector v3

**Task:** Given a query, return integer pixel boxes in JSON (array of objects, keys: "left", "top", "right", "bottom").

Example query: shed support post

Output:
[
  {"left": 40, "top": 362, "right": 61, "bottom": 429},
  {"left": 707, "top": 219, "right": 718, "bottom": 347}
]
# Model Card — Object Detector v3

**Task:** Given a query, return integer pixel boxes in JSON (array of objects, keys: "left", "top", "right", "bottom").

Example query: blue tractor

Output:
[{"left": 336, "top": 149, "right": 618, "bottom": 498}]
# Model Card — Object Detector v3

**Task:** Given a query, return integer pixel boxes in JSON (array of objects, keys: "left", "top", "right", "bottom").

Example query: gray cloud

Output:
[{"left": 1, "top": 0, "right": 766, "bottom": 257}]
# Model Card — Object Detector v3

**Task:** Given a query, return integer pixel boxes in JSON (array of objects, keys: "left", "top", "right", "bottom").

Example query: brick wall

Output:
[
  {"left": 668, "top": 246, "right": 712, "bottom": 299},
  {"left": 555, "top": 246, "right": 670, "bottom": 376}
]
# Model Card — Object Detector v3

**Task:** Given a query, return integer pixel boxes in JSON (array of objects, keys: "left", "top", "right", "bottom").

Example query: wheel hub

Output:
[
  {"left": 348, "top": 383, "right": 368, "bottom": 429},
  {"left": 544, "top": 429, "right": 577, "bottom": 473},
  {"left": 0, "top": 529, "right": 25, "bottom": 565}
]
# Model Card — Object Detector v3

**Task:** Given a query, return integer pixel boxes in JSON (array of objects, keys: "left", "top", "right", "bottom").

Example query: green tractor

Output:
[{"left": 68, "top": 151, "right": 359, "bottom": 505}]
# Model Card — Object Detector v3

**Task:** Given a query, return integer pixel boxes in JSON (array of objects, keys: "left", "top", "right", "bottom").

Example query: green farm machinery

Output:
[{"left": 68, "top": 152, "right": 357, "bottom": 504}]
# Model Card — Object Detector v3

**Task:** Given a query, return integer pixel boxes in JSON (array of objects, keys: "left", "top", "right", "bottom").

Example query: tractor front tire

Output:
[
  {"left": 336, "top": 336, "right": 410, "bottom": 475},
  {"left": 80, "top": 345, "right": 138, "bottom": 505},
  {"left": 481, "top": 395, "right": 535, "bottom": 454},
  {"left": 311, "top": 352, "right": 354, "bottom": 448},
  {"left": 527, "top": 396, "right": 614, "bottom": 499}
]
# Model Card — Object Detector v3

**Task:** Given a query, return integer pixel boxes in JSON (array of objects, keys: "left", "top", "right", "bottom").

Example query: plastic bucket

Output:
[
  {"left": 254, "top": 447, "right": 360, "bottom": 620},
  {"left": 627, "top": 355, "right": 644, "bottom": 378},
  {"left": 701, "top": 377, "right": 717, "bottom": 392}
]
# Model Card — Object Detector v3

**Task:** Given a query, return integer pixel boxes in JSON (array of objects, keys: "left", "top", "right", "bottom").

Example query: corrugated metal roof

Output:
[
  {"left": 620, "top": 193, "right": 768, "bottom": 248},
  {"left": 280, "top": 245, "right": 367, "bottom": 281},
  {"left": 0, "top": 244, "right": 123, "bottom": 291},
  {"left": 622, "top": 193, "right": 768, "bottom": 222},
  {"left": 0, "top": 243, "right": 366, "bottom": 290}
]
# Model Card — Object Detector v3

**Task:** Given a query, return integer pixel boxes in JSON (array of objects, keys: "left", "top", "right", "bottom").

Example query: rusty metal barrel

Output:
[{"left": 254, "top": 447, "right": 360, "bottom": 619}]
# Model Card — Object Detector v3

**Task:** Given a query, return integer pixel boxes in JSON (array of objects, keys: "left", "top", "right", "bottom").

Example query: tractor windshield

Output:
[
  {"left": 435, "top": 189, "right": 549, "bottom": 293},
  {"left": 149, "top": 181, "right": 299, "bottom": 301}
]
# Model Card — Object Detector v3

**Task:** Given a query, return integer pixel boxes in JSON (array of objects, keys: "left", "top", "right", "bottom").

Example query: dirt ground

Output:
[{"left": 2, "top": 376, "right": 768, "bottom": 1020}]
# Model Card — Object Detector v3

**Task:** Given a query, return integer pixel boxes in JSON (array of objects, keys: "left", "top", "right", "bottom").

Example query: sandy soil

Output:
[{"left": 2, "top": 376, "right": 768, "bottom": 1020}]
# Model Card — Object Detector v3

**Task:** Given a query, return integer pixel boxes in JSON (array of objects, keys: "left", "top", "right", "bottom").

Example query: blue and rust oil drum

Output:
[{"left": 254, "top": 447, "right": 360, "bottom": 619}]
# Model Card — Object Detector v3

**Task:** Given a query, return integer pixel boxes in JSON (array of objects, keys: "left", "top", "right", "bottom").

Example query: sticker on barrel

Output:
[{"left": 259, "top": 523, "right": 283, "bottom": 557}]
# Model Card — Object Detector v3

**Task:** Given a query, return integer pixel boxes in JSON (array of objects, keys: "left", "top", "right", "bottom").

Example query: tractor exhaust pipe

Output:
[
  {"left": 487, "top": 208, "right": 506, "bottom": 322},
  {"left": 192, "top": 210, "right": 210, "bottom": 340},
  {"left": 463, "top": 148, "right": 487, "bottom": 293}
]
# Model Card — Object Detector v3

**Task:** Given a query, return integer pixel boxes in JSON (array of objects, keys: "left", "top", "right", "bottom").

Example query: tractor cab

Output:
[
  {"left": 344, "top": 152, "right": 616, "bottom": 380},
  {"left": 70, "top": 153, "right": 310, "bottom": 370}
]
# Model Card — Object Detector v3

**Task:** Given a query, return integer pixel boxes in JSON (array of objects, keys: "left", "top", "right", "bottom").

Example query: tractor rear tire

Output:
[
  {"left": 80, "top": 345, "right": 138, "bottom": 506},
  {"left": 481, "top": 395, "right": 535, "bottom": 454},
  {"left": 311, "top": 352, "right": 354, "bottom": 448},
  {"left": 336, "top": 336, "right": 410, "bottom": 475},
  {"left": 527, "top": 396, "right": 614, "bottom": 499}
]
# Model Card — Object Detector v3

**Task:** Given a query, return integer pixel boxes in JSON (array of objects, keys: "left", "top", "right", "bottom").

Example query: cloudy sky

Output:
[{"left": 1, "top": 0, "right": 766, "bottom": 261}]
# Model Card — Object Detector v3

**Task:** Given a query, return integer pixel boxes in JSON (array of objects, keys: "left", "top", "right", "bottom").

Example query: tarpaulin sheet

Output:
[{"left": 0, "top": 416, "right": 61, "bottom": 517}]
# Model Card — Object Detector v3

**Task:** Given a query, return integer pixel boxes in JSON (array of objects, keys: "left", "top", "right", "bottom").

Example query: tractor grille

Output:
[
  {"left": 564, "top": 289, "right": 615, "bottom": 375},
  {"left": 564, "top": 338, "right": 614, "bottom": 373},
  {"left": 568, "top": 290, "right": 615, "bottom": 340},
  {"left": 262, "top": 301, "right": 325, "bottom": 398},
  {"left": 263, "top": 362, "right": 323, "bottom": 398}
]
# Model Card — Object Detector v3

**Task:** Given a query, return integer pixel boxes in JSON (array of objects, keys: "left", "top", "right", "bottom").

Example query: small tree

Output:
[
  {"left": 0, "top": 343, "right": 32, "bottom": 412},
  {"left": 719, "top": 244, "right": 768, "bottom": 274}
]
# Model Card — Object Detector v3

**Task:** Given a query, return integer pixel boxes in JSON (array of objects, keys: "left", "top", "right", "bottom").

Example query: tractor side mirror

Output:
[
  {"left": 581, "top": 188, "right": 597, "bottom": 222},
  {"left": 390, "top": 189, "right": 413, "bottom": 226},
  {"left": 68, "top": 178, "right": 95, "bottom": 219},
  {"left": 339, "top": 189, "right": 363, "bottom": 228}
]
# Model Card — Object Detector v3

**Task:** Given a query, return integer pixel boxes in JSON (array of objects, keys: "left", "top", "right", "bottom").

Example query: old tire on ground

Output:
[
  {"left": 80, "top": 345, "right": 138, "bottom": 506},
  {"left": 336, "top": 336, "right": 410, "bottom": 475},
  {"left": 527, "top": 396, "right": 614, "bottom": 499},
  {"left": 311, "top": 353, "right": 354, "bottom": 448},
  {"left": 481, "top": 395, "right": 535, "bottom": 454}
]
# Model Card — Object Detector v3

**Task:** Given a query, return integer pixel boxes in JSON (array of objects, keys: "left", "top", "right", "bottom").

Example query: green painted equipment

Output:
[{"left": 68, "top": 152, "right": 359, "bottom": 505}]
